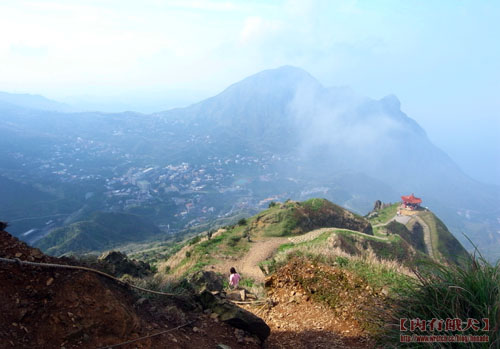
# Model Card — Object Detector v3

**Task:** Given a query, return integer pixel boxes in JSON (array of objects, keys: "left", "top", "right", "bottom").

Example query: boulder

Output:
[
  {"left": 226, "top": 290, "right": 244, "bottom": 301},
  {"left": 214, "top": 302, "right": 270, "bottom": 342},
  {"left": 198, "top": 290, "right": 270, "bottom": 341},
  {"left": 188, "top": 270, "right": 224, "bottom": 293},
  {"left": 98, "top": 251, "right": 152, "bottom": 278}
]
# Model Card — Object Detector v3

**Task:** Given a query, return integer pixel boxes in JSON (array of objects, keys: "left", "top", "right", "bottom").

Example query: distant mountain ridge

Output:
[
  {"left": 0, "top": 91, "right": 72, "bottom": 112},
  {"left": 35, "top": 212, "right": 161, "bottom": 256},
  {"left": 158, "top": 66, "right": 500, "bottom": 254},
  {"left": 0, "top": 66, "right": 499, "bottom": 260}
]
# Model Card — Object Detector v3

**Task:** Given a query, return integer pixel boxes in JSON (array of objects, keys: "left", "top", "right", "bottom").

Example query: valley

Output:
[{"left": 1, "top": 66, "right": 499, "bottom": 261}]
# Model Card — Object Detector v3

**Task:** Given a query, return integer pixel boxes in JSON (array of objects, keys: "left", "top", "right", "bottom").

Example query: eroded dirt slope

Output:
[
  {"left": 242, "top": 257, "right": 385, "bottom": 348},
  {"left": 0, "top": 229, "right": 259, "bottom": 349}
]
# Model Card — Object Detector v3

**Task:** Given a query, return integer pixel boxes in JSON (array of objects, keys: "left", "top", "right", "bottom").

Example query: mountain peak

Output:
[
  {"left": 219, "top": 65, "right": 323, "bottom": 99},
  {"left": 380, "top": 94, "right": 401, "bottom": 112}
]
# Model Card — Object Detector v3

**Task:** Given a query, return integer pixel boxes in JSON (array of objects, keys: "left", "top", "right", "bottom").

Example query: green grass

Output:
[
  {"left": 384, "top": 252, "right": 500, "bottom": 348},
  {"left": 277, "top": 242, "right": 295, "bottom": 252},
  {"left": 302, "top": 198, "right": 325, "bottom": 211},
  {"left": 260, "top": 208, "right": 299, "bottom": 237},
  {"left": 334, "top": 228, "right": 392, "bottom": 242},
  {"left": 369, "top": 203, "right": 399, "bottom": 225},
  {"left": 272, "top": 231, "right": 413, "bottom": 296},
  {"left": 418, "top": 211, "right": 469, "bottom": 265},
  {"left": 278, "top": 231, "right": 333, "bottom": 252},
  {"left": 299, "top": 251, "right": 413, "bottom": 295},
  {"left": 343, "top": 257, "right": 413, "bottom": 292},
  {"left": 172, "top": 225, "right": 251, "bottom": 276},
  {"left": 240, "top": 277, "right": 255, "bottom": 288}
]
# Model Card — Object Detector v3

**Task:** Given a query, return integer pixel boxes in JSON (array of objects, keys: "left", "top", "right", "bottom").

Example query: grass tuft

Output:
[{"left": 384, "top": 251, "right": 500, "bottom": 347}]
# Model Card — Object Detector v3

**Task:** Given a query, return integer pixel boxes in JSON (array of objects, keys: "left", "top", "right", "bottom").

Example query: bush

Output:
[
  {"left": 237, "top": 218, "right": 247, "bottom": 226},
  {"left": 185, "top": 251, "right": 191, "bottom": 258},
  {"left": 269, "top": 201, "right": 277, "bottom": 208},
  {"left": 188, "top": 235, "right": 201, "bottom": 245},
  {"left": 335, "top": 256, "right": 349, "bottom": 267},
  {"left": 227, "top": 235, "right": 242, "bottom": 247}
]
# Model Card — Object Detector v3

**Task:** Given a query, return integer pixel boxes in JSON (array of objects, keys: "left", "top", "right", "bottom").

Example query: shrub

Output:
[
  {"left": 227, "top": 235, "right": 242, "bottom": 247},
  {"left": 188, "top": 235, "right": 201, "bottom": 245},
  {"left": 185, "top": 251, "right": 191, "bottom": 258},
  {"left": 238, "top": 218, "right": 247, "bottom": 226},
  {"left": 335, "top": 256, "right": 349, "bottom": 267},
  {"left": 269, "top": 201, "right": 277, "bottom": 208}
]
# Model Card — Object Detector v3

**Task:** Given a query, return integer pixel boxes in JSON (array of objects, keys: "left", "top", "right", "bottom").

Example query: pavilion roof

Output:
[{"left": 401, "top": 193, "right": 422, "bottom": 204}]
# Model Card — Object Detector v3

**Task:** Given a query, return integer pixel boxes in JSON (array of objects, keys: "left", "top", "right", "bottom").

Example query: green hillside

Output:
[
  {"left": 418, "top": 211, "right": 470, "bottom": 265},
  {"left": 124, "top": 199, "right": 468, "bottom": 280},
  {"left": 368, "top": 203, "right": 469, "bottom": 266},
  {"left": 35, "top": 212, "right": 161, "bottom": 256},
  {"left": 150, "top": 198, "right": 373, "bottom": 277},
  {"left": 257, "top": 199, "right": 372, "bottom": 237}
]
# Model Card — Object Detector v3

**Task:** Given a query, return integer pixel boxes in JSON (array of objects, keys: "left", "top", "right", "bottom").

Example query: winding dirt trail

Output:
[
  {"left": 414, "top": 215, "right": 436, "bottom": 260},
  {"left": 211, "top": 227, "right": 388, "bottom": 283},
  {"left": 211, "top": 237, "right": 288, "bottom": 282},
  {"left": 372, "top": 211, "right": 437, "bottom": 261},
  {"left": 212, "top": 229, "right": 341, "bottom": 282},
  {"left": 236, "top": 238, "right": 288, "bottom": 282}
]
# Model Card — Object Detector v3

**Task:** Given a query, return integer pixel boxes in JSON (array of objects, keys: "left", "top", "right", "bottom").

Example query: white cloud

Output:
[{"left": 239, "top": 16, "right": 282, "bottom": 44}]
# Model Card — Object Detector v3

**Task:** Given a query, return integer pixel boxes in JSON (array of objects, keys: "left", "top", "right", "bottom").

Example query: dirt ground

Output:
[
  {"left": 241, "top": 258, "right": 381, "bottom": 349},
  {"left": 0, "top": 229, "right": 260, "bottom": 349}
]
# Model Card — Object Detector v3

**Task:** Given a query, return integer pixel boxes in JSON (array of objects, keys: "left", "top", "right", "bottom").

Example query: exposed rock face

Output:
[
  {"left": 0, "top": 221, "right": 8, "bottom": 231},
  {"left": 98, "top": 251, "right": 152, "bottom": 278},
  {"left": 188, "top": 270, "right": 224, "bottom": 293},
  {"left": 198, "top": 290, "right": 270, "bottom": 341},
  {"left": 373, "top": 200, "right": 392, "bottom": 212}
]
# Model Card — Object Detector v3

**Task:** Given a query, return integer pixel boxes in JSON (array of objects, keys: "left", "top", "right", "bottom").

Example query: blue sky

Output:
[{"left": 0, "top": 0, "right": 498, "bottom": 184}]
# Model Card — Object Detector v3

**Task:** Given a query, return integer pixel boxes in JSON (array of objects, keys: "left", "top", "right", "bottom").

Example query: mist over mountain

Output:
[
  {"left": 0, "top": 91, "right": 72, "bottom": 112},
  {"left": 0, "top": 66, "right": 498, "bottom": 260},
  {"left": 159, "top": 66, "right": 499, "bottom": 248}
]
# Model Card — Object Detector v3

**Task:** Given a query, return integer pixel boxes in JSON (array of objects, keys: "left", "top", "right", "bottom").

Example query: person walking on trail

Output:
[{"left": 229, "top": 267, "right": 241, "bottom": 289}]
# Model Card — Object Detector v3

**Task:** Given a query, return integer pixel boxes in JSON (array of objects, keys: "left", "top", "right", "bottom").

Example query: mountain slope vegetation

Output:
[
  {"left": 150, "top": 198, "right": 467, "bottom": 284},
  {"left": 35, "top": 212, "right": 162, "bottom": 256},
  {"left": 1, "top": 66, "right": 498, "bottom": 259}
]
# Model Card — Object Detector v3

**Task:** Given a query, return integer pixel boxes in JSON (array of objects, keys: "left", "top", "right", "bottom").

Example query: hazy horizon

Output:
[{"left": 0, "top": 0, "right": 498, "bottom": 185}]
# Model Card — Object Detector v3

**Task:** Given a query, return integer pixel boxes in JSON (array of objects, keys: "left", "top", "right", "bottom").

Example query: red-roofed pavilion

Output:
[{"left": 401, "top": 193, "right": 422, "bottom": 210}]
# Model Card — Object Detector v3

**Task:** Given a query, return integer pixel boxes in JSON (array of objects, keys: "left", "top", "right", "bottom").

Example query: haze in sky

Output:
[{"left": 0, "top": 0, "right": 498, "bottom": 185}]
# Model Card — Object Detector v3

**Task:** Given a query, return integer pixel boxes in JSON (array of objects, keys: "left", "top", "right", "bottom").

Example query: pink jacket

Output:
[{"left": 229, "top": 273, "right": 240, "bottom": 287}]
